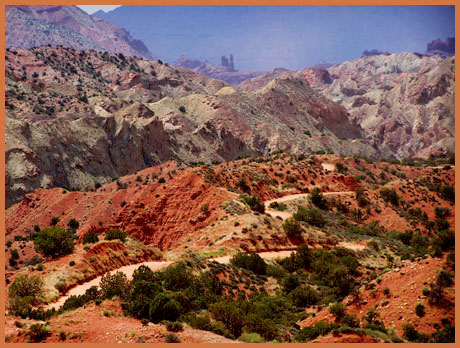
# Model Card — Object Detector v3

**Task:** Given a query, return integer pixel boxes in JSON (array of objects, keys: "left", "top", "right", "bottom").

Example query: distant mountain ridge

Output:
[
  {"left": 173, "top": 55, "right": 268, "bottom": 85},
  {"left": 6, "top": 5, "right": 155, "bottom": 60}
]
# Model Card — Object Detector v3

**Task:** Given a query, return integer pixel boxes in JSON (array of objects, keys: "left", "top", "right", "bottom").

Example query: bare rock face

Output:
[
  {"left": 6, "top": 5, "right": 155, "bottom": 60},
  {"left": 316, "top": 53, "right": 455, "bottom": 159},
  {"left": 5, "top": 46, "right": 378, "bottom": 206}
]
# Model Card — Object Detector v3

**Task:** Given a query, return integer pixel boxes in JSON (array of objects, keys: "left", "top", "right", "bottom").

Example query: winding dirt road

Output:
[{"left": 45, "top": 190, "right": 356, "bottom": 310}]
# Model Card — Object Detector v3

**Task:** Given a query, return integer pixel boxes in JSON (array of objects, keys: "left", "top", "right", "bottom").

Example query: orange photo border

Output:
[{"left": 1, "top": 1, "right": 457, "bottom": 346}]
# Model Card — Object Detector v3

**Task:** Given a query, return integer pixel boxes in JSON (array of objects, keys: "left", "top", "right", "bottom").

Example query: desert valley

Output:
[{"left": 4, "top": 5, "right": 455, "bottom": 344}]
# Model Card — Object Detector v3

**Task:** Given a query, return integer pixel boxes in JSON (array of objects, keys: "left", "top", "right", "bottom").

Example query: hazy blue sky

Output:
[{"left": 88, "top": 5, "right": 454, "bottom": 71}]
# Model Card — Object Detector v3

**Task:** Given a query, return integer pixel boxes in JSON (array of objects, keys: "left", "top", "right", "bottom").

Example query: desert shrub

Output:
[
  {"left": 230, "top": 252, "right": 267, "bottom": 275},
  {"left": 329, "top": 302, "right": 346, "bottom": 322},
  {"left": 161, "top": 262, "right": 193, "bottom": 291},
  {"left": 380, "top": 188, "right": 399, "bottom": 206},
  {"left": 158, "top": 177, "right": 166, "bottom": 183},
  {"left": 440, "top": 185, "right": 454, "bottom": 203},
  {"left": 236, "top": 177, "right": 250, "bottom": 192},
  {"left": 435, "top": 229, "right": 455, "bottom": 251},
  {"left": 83, "top": 231, "right": 99, "bottom": 244},
  {"left": 310, "top": 188, "right": 328, "bottom": 210},
  {"left": 342, "top": 313, "right": 360, "bottom": 328},
  {"left": 436, "top": 269, "right": 453, "bottom": 287},
  {"left": 105, "top": 229, "right": 127, "bottom": 242},
  {"left": 25, "top": 255, "right": 43, "bottom": 266},
  {"left": 281, "top": 274, "right": 300, "bottom": 293},
  {"left": 67, "top": 218, "right": 79, "bottom": 230},
  {"left": 239, "top": 194, "right": 265, "bottom": 213},
  {"left": 283, "top": 217, "right": 302, "bottom": 238},
  {"left": 402, "top": 323, "right": 429, "bottom": 342},
  {"left": 336, "top": 162, "right": 347, "bottom": 173},
  {"left": 59, "top": 331, "right": 67, "bottom": 341},
  {"left": 309, "top": 248, "right": 359, "bottom": 296},
  {"left": 355, "top": 187, "right": 369, "bottom": 207},
  {"left": 432, "top": 318, "right": 455, "bottom": 343},
  {"left": 291, "top": 285, "right": 320, "bottom": 307},
  {"left": 27, "top": 323, "right": 51, "bottom": 342},
  {"left": 34, "top": 226, "right": 74, "bottom": 257},
  {"left": 295, "top": 321, "right": 339, "bottom": 342},
  {"left": 149, "top": 293, "right": 180, "bottom": 323},
  {"left": 240, "top": 332, "right": 264, "bottom": 343},
  {"left": 8, "top": 274, "right": 44, "bottom": 305},
  {"left": 178, "top": 106, "right": 186, "bottom": 114},
  {"left": 165, "top": 333, "right": 181, "bottom": 343},
  {"left": 164, "top": 321, "right": 183, "bottom": 332},
  {"left": 200, "top": 203, "right": 209, "bottom": 213},
  {"left": 269, "top": 201, "right": 288, "bottom": 210},
  {"left": 209, "top": 301, "right": 244, "bottom": 338},
  {"left": 294, "top": 206, "right": 326, "bottom": 227},
  {"left": 435, "top": 217, "right": 450, "bottom": 231},
  {"left": 55, "top": 280, "right": 67, "bottom": 294},
  {"left": 100, "top": 271, "right": 131, "bottom": 300},
  {"left": 415, "top": 303, "right": 425, "bottom": 317},
  {"left": 435, "top": 207, "right": 451, "bottom": 219},
  {"left": 51, "top": 216, "right": 60, "bottom": 225},
  {"left": 9, "top": 249, "right": 19, "bottom": 266}
]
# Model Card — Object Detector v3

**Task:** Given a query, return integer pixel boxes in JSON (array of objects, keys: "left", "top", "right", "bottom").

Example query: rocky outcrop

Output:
[
  {"left": 6, "top": 5, "right": 155, "bottom": 60},
  {"left": 427, "top": 37, "right": 455, "bottom": 55},
  {"left": 238, "top": 52, "right": 455, "bottom": 160},
  {"left": 173, "top": 55, "right": 267, "bottom": 85},
  {"left": 316, "top": 53, "right": 455, "bottom": 158}
]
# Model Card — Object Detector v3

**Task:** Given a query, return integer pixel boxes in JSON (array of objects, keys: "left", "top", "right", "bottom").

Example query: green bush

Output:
[
  {"left": 281, "top": 274, "right": 300, "bottom": 293},
  {"left": 149, "top": 293, "right": 180, "bottom": 323},
  {"left": 34, "top": 226, "right": 74, "bottom": 257},
  {"left": 230, "top": 253, "right": 267, "bottom": 275},
  {"left": 27, "top": 323, "right": 51, "bottom": 342},
  {"left": 440, "top": 185, "right": 454, "bottom": 203},
  {"left": 380, "top": 188, "right": 400, "bottom": 206},
  {"left": 329, "top": 302, "right": 346, "bottom": 322},
  {"left": 105, "top": 229, "right": 127, "bottom": 242},
  {"left": 294, "top": 206, "right": 326, "bottom": 227},
  {"left": 165, "top": 333, "right": 181, "bottom": 343},
  {"left": 310, "top": 188, "right": 328, "bottom": 210},
  {"left": 436, "top": 269, "right": 453, "bottom": 287},
  {"left": 415, "top": 303, "right": 425, "bottom": 317},
  {"left": 240, "top": 332, "right": 264, "bottom": 343},
  {"left": 164, "top": 321, "right": 183, "bottom": 332},
  {"left": 67, "top": 218, "right": 79, "bottom": 230},
  {"left": 291, "top": 285, "right": 320, "bottom": 307},
  {"left": 283, "top": 218, "right": 302, "bottom": 238},
  {"left": 8, "top": 274, "right": 46, "bottom": 318},
  {"left": 83, "top": 231, "right": 99, "bottom": 244},
  {"left": 161, "top": 263, "right": 193, "bottom": 291},
  {"left": 239, "top": 194, "right": 265, "bottom": 213},
  {"left": 100, "top": 271, "right": 131, "bottom": 300},
  {"left": 209, "top": 301, "right": 244, "bottom": 338}
]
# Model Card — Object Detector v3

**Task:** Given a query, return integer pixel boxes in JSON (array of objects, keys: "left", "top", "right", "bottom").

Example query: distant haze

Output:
[{"left": 95, "top": 5, "right": 454, "bottom": 71}]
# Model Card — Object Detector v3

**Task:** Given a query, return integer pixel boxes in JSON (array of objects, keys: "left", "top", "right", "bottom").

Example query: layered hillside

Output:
[
  {"left": 239, "top": 53, "right": 455, "bottom": 159},
  {"left": 5, "top": 46, "right": 377, "bottom": 207},
  {"left": 5, "top": 5, "right": 155, "bottom": 60}
]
